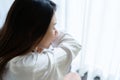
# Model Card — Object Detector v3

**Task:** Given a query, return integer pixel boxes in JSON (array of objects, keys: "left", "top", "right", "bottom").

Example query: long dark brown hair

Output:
[{"left": 0, "top": 0, "right": 56, "bottom": 79}]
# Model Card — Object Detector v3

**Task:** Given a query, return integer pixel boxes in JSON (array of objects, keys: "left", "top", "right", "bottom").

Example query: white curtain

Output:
[
  {"left": 1, "top": 0, "right": 120, "bottom": 80},
  {"left": 82, "top": 0, "right": 120, "bottom": 80},
  {"left": 53, "top": 0, "right": 120, "bottom": 80}
]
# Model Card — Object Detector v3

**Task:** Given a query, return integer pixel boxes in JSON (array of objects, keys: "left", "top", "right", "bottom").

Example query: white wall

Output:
[{"left": 0, "top": 0, "right": 14, "bottom": 28}]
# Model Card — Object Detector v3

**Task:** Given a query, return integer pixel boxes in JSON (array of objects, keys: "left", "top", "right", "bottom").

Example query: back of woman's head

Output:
[{"left": 0, "top": 0, "right": 56, "bottom": 78}]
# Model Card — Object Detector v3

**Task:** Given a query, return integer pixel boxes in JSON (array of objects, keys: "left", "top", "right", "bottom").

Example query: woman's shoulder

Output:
[
  {"left": 8, "top": 52, "right": 37, "bottom": 67},
  {"left": 8, "top": 51, "right": 49, "bottom": 68}
]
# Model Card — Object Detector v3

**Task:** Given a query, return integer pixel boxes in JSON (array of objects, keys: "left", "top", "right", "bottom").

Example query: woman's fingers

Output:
[{"left": 64, "top": 72, "right": 81, "bottom": 80}]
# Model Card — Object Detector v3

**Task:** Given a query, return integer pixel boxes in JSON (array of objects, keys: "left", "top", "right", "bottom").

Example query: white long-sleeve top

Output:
[{"left": 2, "top": 32, "right": 81, "bottom": 80}]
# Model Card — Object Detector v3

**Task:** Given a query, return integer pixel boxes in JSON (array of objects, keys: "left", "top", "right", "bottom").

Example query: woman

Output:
[{"left": 0, "top": 0, "right": 81, "bottom": 80}]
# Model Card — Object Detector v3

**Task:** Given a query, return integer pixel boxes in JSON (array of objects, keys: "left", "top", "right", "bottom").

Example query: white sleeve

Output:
[
  {"left": 51, "top": 31, "right": 82, "bottom": 73},
  {"left": 52, "top": 31, "right": 81, "bottom": 59},
  {"left": 32, "top": 32, "right": 81, "bottom": 80}
]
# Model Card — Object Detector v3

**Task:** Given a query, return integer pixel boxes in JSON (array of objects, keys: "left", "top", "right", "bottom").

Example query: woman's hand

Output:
[{"left": 64, "top": 72, "right": 81, "bottom": 80}]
